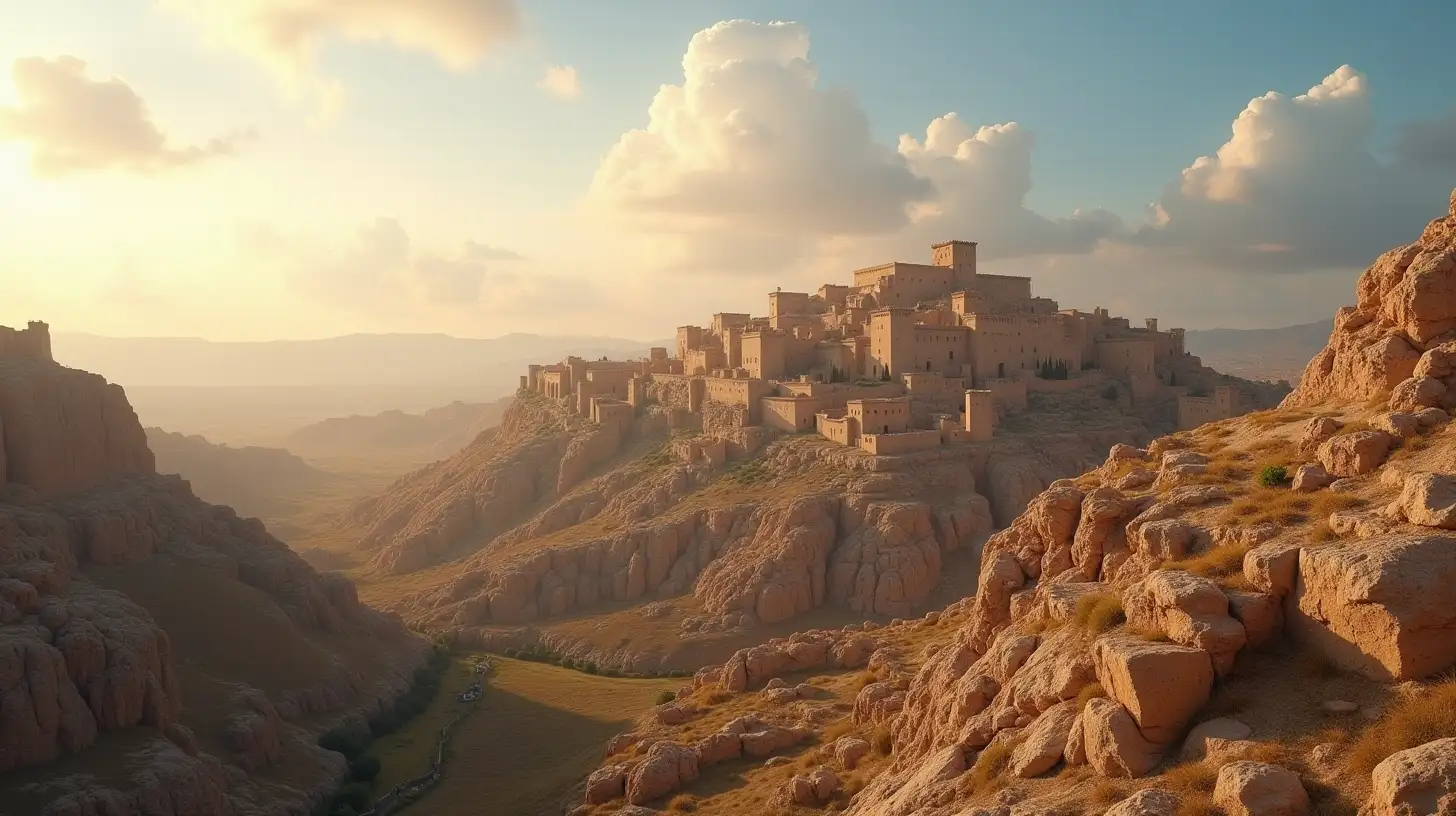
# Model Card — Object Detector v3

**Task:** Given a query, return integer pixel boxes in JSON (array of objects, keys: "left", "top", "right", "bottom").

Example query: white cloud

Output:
[
  {"left": 233, "top": 217, "right": 580, "bottom": 315},
  {"left": 537, "top": 65, "right": 580, "bottom": 100},
  {"left": 162, "top": 0, "right": 521, "bottom": 111},
  {"left": 586, "top": 20, "right": 934, "bottom": 271},
  {"left": 1132, "top": 65, "right": 1451, "bottom": 272},
  {"left": 893, "top": 115, "right": 1124, "bottom": 260},
  {"left": 0, "top": 55, "right": 253, "bottom": 177}
]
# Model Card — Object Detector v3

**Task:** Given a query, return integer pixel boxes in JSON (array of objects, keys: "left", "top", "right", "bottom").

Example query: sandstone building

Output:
[{"left": 522, "top": 241, "right": 1256, "bottom": 455}]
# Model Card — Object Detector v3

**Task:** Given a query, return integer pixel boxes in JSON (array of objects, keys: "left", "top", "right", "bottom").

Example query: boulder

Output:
[
  {"left": 626, "top": 741, "right": 698, "bottom": 805},
  {"left": 1226, "top": 590, "right": 1284, "bottom": 648},
  {"left": 1212, "top": 761, "right": 1309, "bottom": 816},
  {"left": 694, "top": 732, "right": 741, "bottom": 765},
  {"left": 741, "top": 726, "right": 802, "bottom": 758},
  {"left": 1389, "top": 473, "right": 1456, "bottom": 529},
  {"left": 1389, "top": 376, "right": 1446, "bottom": 413},
  {"left": 1414, "top": 407, "right": 1450, "bottom": 429},
  {"left": 1105, "top": 789, "right": 1181, "bottom": 816},
  {"left": 1244, "top": 543, "right": 1301, "bottom": 598},
  {"left": 1180, "top": 717, "right": 1253, "bottom": 761},
  {"left": 1081, "top": 697, "right": 1163, "bottom": 778},
  {"left": 1291, "top": 464, "right": 1335, "bottom": 493},
  {"left": 1290, "top": 534, "right": 1456, "bottom": 680},
  {"left": 810, "top": 767, "right": 840, "bottom": 800},
  {"left": 1009, "top": 700, "right": 1079, "bottom": 778},
  {"left": 1371, "top": 412, "right": 1421, "bottom": 439},
  {"left": 1317, "top": 430, "right": 1394, "bottom": 477},
  {"left": 1299, "top": 417, "right": 1340, "bottom": 453},
  {"left": 1123, "top": 570, "right": 1247, "bottom": 675},
  {"left": 834, "top": 736, "right": 871, "bottom": 770},
  {"left": 586, "top": 764, "right": 628, "bottom": 804},
  {"left": 1093, "top": 636, "right": 1213, "bottom": 746},
  {"left": 1365, "top": 737, "right": 1456, "bottom": 816}
]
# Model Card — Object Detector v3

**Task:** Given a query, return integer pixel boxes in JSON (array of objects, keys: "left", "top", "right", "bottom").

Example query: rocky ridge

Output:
[
  {"left": 336, "top": 389, "right": 1162, "bottom": 669},
  {"left": 568, "top": 189, "right": 1456, "bottom": 816},
  {"left": 0, "top": 359, "right": 428, "bottom": 816}
]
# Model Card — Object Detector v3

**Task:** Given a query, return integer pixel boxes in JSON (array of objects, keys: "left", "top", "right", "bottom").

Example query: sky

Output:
[{"left": 1, "top": 0, "right": 1454, "bottom": 342}]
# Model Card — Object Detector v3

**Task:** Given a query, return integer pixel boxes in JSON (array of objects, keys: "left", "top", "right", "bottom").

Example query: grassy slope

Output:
[{"left": 375, "top": 657, "right": 679, "bottom": 816}]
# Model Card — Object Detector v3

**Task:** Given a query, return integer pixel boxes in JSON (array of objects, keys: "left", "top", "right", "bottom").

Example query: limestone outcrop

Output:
[
  {"left": 1286, "top": 190, "right": 1456, "bottom": 408},
  {"left": 1364, "top": 737, "right": 1456, "bottom": 816},
  {"left": 0, "top": 353, "right": 428, "bottom": 815},
  {"left": 0, "top": 361, "right": 153, "bottom": 500}
]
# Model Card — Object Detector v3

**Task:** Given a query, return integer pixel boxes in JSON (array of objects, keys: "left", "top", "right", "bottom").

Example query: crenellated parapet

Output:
[{"left": 0, "top": 321, "right": 53, "bottom": 363}]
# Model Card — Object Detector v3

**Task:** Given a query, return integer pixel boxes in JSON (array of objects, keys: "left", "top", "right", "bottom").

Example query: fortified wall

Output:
[
  {"left": 0, "top": 321, "right": 53, "bottom": 363},
  {"left": 522, "top": 239, "right": 1262, "bottom": 458}
]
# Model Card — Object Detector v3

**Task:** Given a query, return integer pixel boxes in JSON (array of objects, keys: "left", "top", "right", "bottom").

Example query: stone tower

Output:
[
  {"left": 931, "top": 240, "right": 978, "bottom": 291},
  {"left": 965, "top": 389, "right": 995, "bottom": 441}
]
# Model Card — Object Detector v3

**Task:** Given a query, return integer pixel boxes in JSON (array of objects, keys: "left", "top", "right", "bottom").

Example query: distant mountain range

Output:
[
  {"left": 1184, "top": 319, "right": 1333, "bottom": 384},
  {"left": 54, "top": 331, "right": 667, "bottom": 388},
  {"left": 54, "top": 332, "right": 668, "bottom": 445}
]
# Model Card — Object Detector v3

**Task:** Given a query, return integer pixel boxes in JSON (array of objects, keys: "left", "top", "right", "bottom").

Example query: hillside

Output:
[
  {"left": 562, "top": 188, "right": 1456, "bottom": 816},
  {"left": 146, "top": 427, "right": 337, "bottom": 519},
  {"left": 0, "top": 352, "right": 428, "bottom": 815},
  {"left": 1185, "top": 320, "right": 1334, "bottom": 385},
  {"left": 303, "top": 354, "right": 1284, "bottom": 674},
  {"left": 285, "top": 397, "right": 512, "bottom": 468}
]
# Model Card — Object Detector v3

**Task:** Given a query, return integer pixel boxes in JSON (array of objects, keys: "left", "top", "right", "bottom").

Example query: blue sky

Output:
[{"left": 1, "top": 1, "right": 1453, "bottom": 340}]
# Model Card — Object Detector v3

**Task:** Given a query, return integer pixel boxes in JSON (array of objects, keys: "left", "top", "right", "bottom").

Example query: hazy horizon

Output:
[{"left": 4, "top": 1, "right": 1454, "bottom": 343}]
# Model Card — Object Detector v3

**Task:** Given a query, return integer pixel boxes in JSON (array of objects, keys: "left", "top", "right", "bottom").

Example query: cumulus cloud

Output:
[
  {"left": 894, "top": 115, "right": 1124, "bottom": 260},
  {"left": 1133, "top": 65, "right": 1451, "bottom": 272},
  {"left": 0, "top": 55, "right": 253, "bottom": 177},
  {"left": 162, "top": 0, "right": 521, "bottom": 110},
  {"left": 587, "top": 20, "right": 934, "bottom": 271},
  {"left": 234, "top": 218, "right": 575, "bottom": 314},
  {"left": 537, "top": 65, "right": 580, "bottom": 100}
]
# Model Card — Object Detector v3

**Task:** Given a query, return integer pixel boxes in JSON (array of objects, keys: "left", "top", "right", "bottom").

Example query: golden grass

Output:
[
  {"left": 1089, "top": 777, "right": 1124, "bottom": 806},
  {"left": 966, "top": 736, "right": 1019, "bottom": 793},
  {"left": 1162, "top": 761, "right": 1218, "bottom": 795},
  {"left": 871, "top": 725, "right": 893, "bottom": 756},
  {"left": 1347, "top": 680, "right": 1456, "bottom": 778},
  {"left": 414, "top": 656, "right": 679, "bottom": 816},
  {"left": 1076, "top": 682, "right": 1107, "bottom": 711},
  {"left": 1163, "top": 543, "right": 1249, "bottom": 581},
  {"left": 1309, "top": 519, "right": 1337, "bottom": 543},
  {"left": 668, "top": 793, "right": 700, "bottom": 812},
  {"left": 1073, "top": 593, "right": 1126, "bottom": 635}
]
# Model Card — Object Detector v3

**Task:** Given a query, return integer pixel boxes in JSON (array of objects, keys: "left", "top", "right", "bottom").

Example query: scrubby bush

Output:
[
  {"left": 582, "top": 661, "right": 599, "bottom": 674},
  {"left": 1257, "top": 464, "right": 1289, "bottom": 487},
  {"left": 503, "top": 647, "right": 519, "bottom": 658},
  {"left": 655, "top": 691, "right": 676, "bottom": 706}
]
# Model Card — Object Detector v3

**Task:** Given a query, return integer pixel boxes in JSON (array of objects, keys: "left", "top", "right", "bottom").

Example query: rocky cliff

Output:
[
  {"left": 0, "top": 357, "right": 428, "bottom": 816},
  {"left": 314, "top": 383, "right": 1176, "bottom": 672},
  {"left": 568, "top": 189, "right": 1456, "bottom": 816}
]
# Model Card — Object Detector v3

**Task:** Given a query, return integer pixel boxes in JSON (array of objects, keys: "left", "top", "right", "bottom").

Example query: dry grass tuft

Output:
[
  {"left": 1076, "top": 682, "right": 1107, "bottom": 711},
  {"left": 1128, "top": 623, "right": 1173, "bottom": 642},
  {"left": 967, "top": 737, "right": 1019, "bottom": 793},
  {"left": 1347, "top": 679, "right": 1456, "bottom": 778},
  {"left": 1073, "top": 593, "right": 1126, "bottom": 635},
  {"left": 871, "top": 725, "right": 893, "bottom": 756},
  {"left": 1176, "top": 800, "right": 1227, "bottom": 816},
  {"left": 1309, "top": 519, "right": 1338, "bottom": 543},
  {"left": 1089, "top": 777, "right": 1124, "bottom": 805},
  {"left": 1164, "top": 543, "right": 1249, "bottom": 581},
  {"left": 668, "top": 794, "right": 700, "bottom": 812},
  {"left": 1162, "top": 760, "right": 1219, "bottom": 795}
]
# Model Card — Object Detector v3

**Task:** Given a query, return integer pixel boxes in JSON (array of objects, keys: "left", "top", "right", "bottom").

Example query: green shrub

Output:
[
  {"left": 348, "top": 756, "right": 381, "bottom": 783},
  {"left": 1258, "top": 464, "right": 1290, "bottom": 488},
  {"left": 583, "top": 662, "right": 599, "bottom": 675},
  {"left": 655, "top": 691, "right": 677, "bottom": 706},
  {"left": 503, "top": 647, "right": 518, "bottom": 658}
]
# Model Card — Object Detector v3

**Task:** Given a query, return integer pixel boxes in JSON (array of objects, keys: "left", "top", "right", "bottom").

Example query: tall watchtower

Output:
[
  {"left": 931, "top": 240, "right": 978, "bottom": 291},
  {"left": 964, "top": 389, "right": 995, "bottom": 441}
]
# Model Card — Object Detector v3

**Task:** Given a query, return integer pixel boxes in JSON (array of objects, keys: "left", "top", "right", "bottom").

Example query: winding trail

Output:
[{"left": 362, "top": 659, "right": 492, "bottom": 816}]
